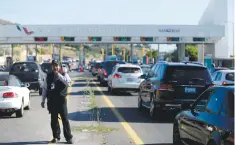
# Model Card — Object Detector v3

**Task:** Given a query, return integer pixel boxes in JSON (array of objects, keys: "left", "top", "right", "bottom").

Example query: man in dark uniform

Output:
[{"left": 41, "top": 60, "right": 74, "bottom": 144}]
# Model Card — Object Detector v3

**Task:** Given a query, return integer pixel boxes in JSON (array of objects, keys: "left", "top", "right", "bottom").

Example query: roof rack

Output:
[{"left": 181, "top": 61, "right": 204, "bottom": 66}]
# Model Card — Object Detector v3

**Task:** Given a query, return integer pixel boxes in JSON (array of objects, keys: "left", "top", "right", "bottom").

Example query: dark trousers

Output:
[{"left": 50, "top": 102, "right": 73, "bottom": 141}]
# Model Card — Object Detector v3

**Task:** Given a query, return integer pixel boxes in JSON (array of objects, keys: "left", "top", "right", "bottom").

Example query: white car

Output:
[
  {"left": 107, "top": 64, "right": 143, "bottom": 93},
  {"left": 0, "top": 75, "right": 31, "bottom": 117},
  {"left": 212, "top": 70, "right": 234, "bottom": 85}
]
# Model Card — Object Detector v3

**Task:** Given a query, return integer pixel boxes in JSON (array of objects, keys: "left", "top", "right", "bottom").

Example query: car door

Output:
[
  {"left": 192, "top": 88, "right": 225, "bottom": 144},
  {"left": 178, "top": 88, "right": 213, "bottom": 144},
  {"left": 15, "top": 76, "right": 29, "bottom": 107},
  {"left": 141, "top": 64, "right": 157, "bottom": 103}
]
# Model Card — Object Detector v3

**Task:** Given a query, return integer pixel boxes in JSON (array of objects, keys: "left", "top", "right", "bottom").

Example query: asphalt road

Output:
[{"left": 0, "top": 71, "right": 176, "bottom": 145}]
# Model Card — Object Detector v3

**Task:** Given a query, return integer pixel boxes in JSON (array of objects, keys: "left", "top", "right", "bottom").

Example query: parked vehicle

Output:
[{"left": 173, "top": 85, "right": 234, "bottom": 145}]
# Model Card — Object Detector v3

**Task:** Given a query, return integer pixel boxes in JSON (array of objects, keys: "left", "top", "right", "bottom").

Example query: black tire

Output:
[
  {"left": 16, "top": 100, "right": 24, "bottom": 118},
  {"left": 108, "top": 86, "right": 111, "bottom": 93},
  {"left": 25, "top": 94, "right": 31, "bottom": 110},
  {"left": 173, "top": 122, "right": 182, "bottom": 145},
  {"left": 149, "top": 97, "right": 156, "bottom": 120},
  {"left": 138, "top": 92, "right": 143, "bottom": 112}
]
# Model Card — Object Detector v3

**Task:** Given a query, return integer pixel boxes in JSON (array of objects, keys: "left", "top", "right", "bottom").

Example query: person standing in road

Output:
[{"left": 41, "top": 60, "right": 74, "bottom": 144}]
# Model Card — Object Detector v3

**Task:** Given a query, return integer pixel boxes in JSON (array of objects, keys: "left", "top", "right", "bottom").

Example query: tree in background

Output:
[
  {"left": 165, "top": 44, "right": 198, "bottom": 62},
  {"left": 146, "top": 50, "right": 158, "bottom": 59},
  {"left": 185, "top": 44, "right": 198, "bottom": 61}
]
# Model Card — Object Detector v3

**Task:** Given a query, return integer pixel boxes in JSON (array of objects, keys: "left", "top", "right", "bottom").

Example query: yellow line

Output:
[
  {"left": 96, "top": 87, "right": 144, "bottom": 145},
  {"left": 48, "top": 81, "right": 74, "bottom": 145}
]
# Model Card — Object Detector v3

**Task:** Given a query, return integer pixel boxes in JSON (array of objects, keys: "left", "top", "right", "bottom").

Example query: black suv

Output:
[
  {"left": 138, "top": 62, "right": 214, "bottom": 118},
  {"left": 9, "top": 61, "right": 46, "bottom": 95}
]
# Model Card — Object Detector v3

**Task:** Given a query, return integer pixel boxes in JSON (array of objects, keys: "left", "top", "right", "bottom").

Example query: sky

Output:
[{"left": 0, "top": 0, "right": 211, "bottom": 52}]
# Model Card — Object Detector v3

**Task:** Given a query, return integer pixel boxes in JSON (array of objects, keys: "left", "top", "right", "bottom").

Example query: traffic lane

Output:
[
  {"left": 96, "top": 87, "right": 176, "bottom": 145},
  {"left": 0, "top": 91, "right": 52, "bottom": 145}
]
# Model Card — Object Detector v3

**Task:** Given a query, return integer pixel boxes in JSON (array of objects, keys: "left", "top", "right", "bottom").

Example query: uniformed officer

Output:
[{"left": 41, "top": 60, "right": 74, "bottom": 144}]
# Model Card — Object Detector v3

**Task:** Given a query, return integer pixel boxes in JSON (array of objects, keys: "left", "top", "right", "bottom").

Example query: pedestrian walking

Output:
[{"left": 41, "top": 60, "right": 74, "bottom": 144}]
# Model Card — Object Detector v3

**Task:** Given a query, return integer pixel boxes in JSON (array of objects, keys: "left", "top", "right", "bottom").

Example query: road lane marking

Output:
[
  {"left": 48, "top": 81, "right": 74, "bottom": 145},
  {"left": 96, "top": 86, "right": 144, "bottom": 145}
]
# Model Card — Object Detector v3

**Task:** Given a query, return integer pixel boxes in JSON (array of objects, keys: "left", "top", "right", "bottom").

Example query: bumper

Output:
[
  {"left": 0, "top": 99, "right": 22, "bottom": 111},
  {"left": 155, "top": 98, "right": 196, "bottom": 106},
  {"left": 112, "top": 82, "right": 140, "bottom": 89}
]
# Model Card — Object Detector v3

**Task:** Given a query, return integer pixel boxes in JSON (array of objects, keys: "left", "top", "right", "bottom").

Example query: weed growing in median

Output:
[{"left": 72, "top": 125, "right": 119, "bottom": 134}]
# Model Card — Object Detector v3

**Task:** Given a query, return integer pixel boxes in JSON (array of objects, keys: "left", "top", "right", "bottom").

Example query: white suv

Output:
[{"left": 107, "top": 64, "right": 143, "bottom": 94}]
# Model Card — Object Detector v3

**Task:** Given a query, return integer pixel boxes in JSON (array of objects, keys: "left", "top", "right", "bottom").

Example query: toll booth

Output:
[{"left": 143, "top": 55, "right": 149, "bottom": 64}]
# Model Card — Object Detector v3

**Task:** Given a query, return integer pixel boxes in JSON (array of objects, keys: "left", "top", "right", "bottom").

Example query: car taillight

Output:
[
  {"left": 222, "top": 81, "right": 227, "bottom": 85},
  {"left": 114, "top": 74, "right": 122, "bottom": 78},
  {"left": 3, "top": 92, "right": 17, "bottom": 98},
  {"left": 159, "top": 84, "right": 173, "bottom": 91},
  {"left": 103, "top": 69, "right": 107, "bottom": 76}
]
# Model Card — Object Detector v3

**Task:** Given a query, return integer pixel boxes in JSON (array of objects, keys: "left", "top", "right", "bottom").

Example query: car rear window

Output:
[
  {"left": 225, "top": 73, "right": 234, "bottom": 81},
  {"left": 95, "top": 63, "right": 101, "bottom": 68},
  {"left": 10, "top": 62, "right": 38, "bottom": 73},
  {"left": 118, "top": 67, "right": 141, "bottom": 73},
  {"left": 165, "top": 66, "right": 212, "bottom": 85},
  {"left": 106, "top": 61, "right": 125, "bottom": 69}
]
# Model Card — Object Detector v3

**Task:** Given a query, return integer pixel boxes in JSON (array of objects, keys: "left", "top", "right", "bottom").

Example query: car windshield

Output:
[
  {"left": 166, "top": 66, "right": 212, "bottom": 85},
  {"left": 95, "top": 63, "right": 101, "bottom": 68},
  {"left": 106, "top": 61, "right": 125, "bottom": 69},
  {"left": 118, "top": 67, "right": 141, "bottom": 73},
  {"left": 225, "top": 72, "right": 234, "bottom": 81},
  {"left": 41, "top": 63, "right": 52, "bottom": 71},
  {"left": 10, "top": 62, "right": 38, "bottom": 73}
]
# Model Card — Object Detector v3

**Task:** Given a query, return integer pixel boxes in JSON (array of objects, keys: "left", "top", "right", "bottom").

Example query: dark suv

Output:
[
  {"left": 138, "top": 62, "right": 214, "bottom": 119},
  {"left": 9, "top": 61, "right": 46, "bottom": 95},
  {"left": 99, "top": 60, "right": 126, "bottom": 85}
]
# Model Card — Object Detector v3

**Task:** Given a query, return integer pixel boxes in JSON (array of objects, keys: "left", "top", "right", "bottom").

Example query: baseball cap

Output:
[{"left": 52, "top": 60, "right": 60, "bottom": 65}]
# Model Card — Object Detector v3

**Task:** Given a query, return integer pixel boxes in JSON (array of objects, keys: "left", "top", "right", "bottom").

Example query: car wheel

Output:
[
  {"left": 16, "top": 100, "right": 24, "bottom": 118},
  {"left": 108, "top": 86, "right": 111, "bottom": 92},
  {"left": 173, "top": 122, "right": 182, "bottom": 145},
  {"left": 25, "top": 94, "right": 31, "bottom": 110},
  {"left": 149, "top": 97, "right": 156, "bottom": 120},
  {"left": 138, "top": 92, "right": 143, "bottom": 112}
]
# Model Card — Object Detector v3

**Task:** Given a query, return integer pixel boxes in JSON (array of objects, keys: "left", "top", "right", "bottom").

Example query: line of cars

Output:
[
  {"left": 90, "top": 60, "right": 234, "bottom": 145},
  {"left": 0, "top": 60, "right": 72, "bottom": 118}
]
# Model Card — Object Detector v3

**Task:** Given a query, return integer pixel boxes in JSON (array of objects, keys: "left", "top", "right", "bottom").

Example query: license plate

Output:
[
  {"left": 126, "top": 78, "right": 134, "bottom": 82},
  {"left": 184, "top": 87, "right": 196, "bottom": 93}
]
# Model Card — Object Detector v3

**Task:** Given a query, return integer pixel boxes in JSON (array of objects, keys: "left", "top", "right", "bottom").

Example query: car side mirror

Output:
[
  {"left": 180, "top": 103, "right": 191, "bottom": 110},
  {"left": 140, "top": 74, "right": 147, "bottom": 79}
]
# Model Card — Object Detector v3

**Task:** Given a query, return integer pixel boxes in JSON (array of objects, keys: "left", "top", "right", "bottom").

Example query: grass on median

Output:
[{"left": 72, "top": 125, "right": 119, "bottom": 134}]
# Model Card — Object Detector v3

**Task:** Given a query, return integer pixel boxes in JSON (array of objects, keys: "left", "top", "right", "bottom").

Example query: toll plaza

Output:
[{"left": 0, "top": 24, "right": 225, "bottom": 65}]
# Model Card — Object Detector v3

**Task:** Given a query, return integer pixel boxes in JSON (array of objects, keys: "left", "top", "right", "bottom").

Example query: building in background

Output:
[{"left": 198, "top": 0, "right": 234, "bottom": 67}]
